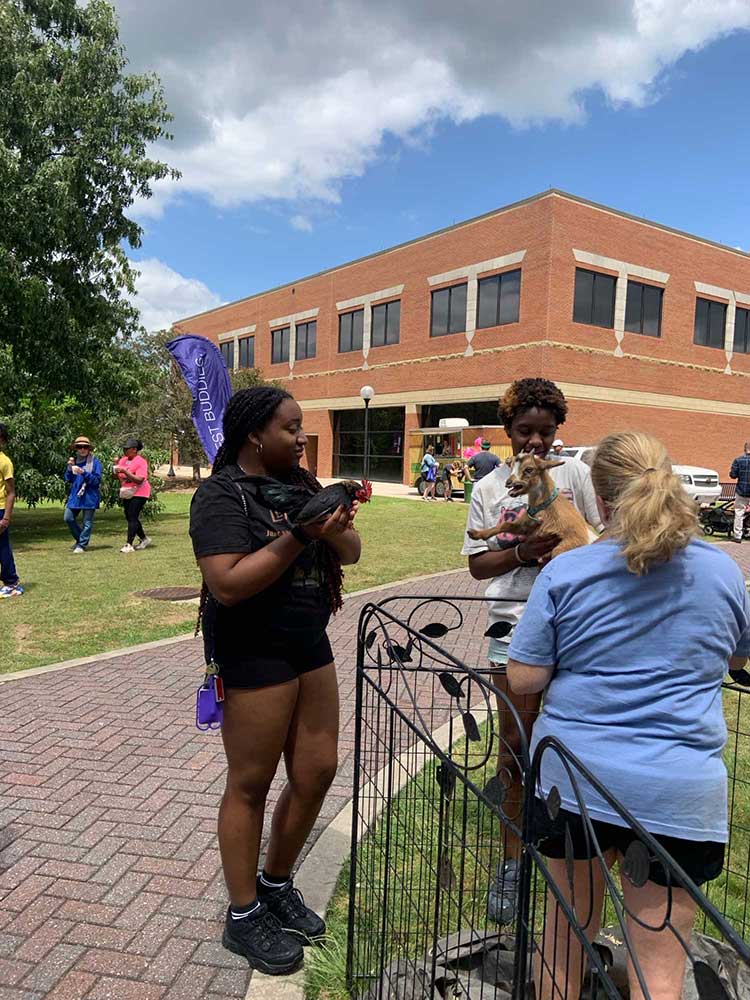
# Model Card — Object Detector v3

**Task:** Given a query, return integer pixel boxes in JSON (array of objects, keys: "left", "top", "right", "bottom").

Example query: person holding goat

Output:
[{"left": 462, "top": 377, "right": 602, "bottom": 925}]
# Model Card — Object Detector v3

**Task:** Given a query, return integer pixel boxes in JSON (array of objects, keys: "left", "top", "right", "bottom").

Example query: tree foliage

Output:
[{"left": 0, "top": 0, "right": 178, "bottom": 498}]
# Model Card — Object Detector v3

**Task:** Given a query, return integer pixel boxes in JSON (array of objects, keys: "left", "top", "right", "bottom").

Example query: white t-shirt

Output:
[{"left": 461, "top": 457, "right": 602, "bottom": 645}]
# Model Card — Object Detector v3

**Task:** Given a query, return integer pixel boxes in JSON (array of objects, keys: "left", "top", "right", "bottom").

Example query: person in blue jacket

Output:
[{"left": 64, "top": 436, "right": 102, "bottom": 553}]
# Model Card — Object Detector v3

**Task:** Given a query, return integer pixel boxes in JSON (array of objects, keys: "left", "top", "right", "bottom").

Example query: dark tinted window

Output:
[
  {"left": 372, "top": 300, "right": 401, "bottom": 347},
  {"left": 271, "top": 326, "right": 290, "bottom": 364},
  {"left": 339, "top": 309, "right": 364, "bottom": 353},
  {"left": 238, "top": 336, "right": 255, "bottom": 369},
  {"left": 624, "top": 281, "right": 663, "bottom": 337},
  {"left": 295, "top": 320, "right": 316, "bottom": 360},
  {"left": 734, "top": 307, "right": 750, "bottom": 354},
  {"left": 573, "top": 268, "right": 616, "bottom": 328},
  {"left": 694, "top": 297, "right": 726, "bottom": 349},
  {"left": 431, "top": 282, "right": 467, "bottom": 337},
  {"left": 476, "top": 269, "right": 521, "bottom": 329},
  {"left": 220, "top": 341, "right": 234, "bottom": 369}
]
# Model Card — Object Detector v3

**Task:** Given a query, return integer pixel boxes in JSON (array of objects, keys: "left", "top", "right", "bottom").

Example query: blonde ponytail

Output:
[{"left": 591, "top": 432, "right": 698, "bottom": 575}]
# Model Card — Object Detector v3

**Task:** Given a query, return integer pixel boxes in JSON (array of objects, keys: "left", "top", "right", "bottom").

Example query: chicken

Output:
[{"left": 258, "top": 479, "right": 372, "bottom": 525}]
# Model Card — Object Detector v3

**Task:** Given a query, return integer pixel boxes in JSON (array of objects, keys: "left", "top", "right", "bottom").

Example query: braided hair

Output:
[{"left": 195, "top": 386, "right": 344, "bottom": 637}]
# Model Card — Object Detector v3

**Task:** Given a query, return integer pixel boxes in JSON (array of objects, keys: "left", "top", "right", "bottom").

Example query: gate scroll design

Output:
[{"left": 346, "top": 594, "right": 750, "bottom": 1000}]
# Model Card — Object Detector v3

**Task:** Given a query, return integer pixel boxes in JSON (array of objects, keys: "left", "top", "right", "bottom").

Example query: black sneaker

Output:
[
  {"left": 487, "top": 859, "right": 520, "bottom": 925},
  {"left": 258, "top": 877, "right": 326, "bottom": 943},
  {"left": 222, "top": 903, "right": 303, "bottom": 975}
]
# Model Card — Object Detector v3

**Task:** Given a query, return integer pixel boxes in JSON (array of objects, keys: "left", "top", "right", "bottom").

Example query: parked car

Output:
[
  {"left": 560, "top": 447, "right": 720, "bottom": 504},
  {"left": 672, "top": 466, "right": 721, "bottom": 505}
]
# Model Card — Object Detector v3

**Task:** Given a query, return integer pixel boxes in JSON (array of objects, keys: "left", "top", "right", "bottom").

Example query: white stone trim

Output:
[
  {"left": 268, "top": 309, "right": 319, "bottom": 373},
  {"left": 335, "top": 284, "right": 404, "bottom": 311},
  {"left": 573, "top": 249, "right": 670, "bottom": 357},
  {"left": 426, "top": 251, "right": 526, "bottom": 287},
  {"left": 573, "top": 250, "right": 669, "bottom": 285},
  {"left": 335, "top": 285, "right": 405, "bottom": 369},
  {"left": 223, "top": 323, "right": 256, "bottom": 337},
  {"left": 427, "top": 251, "right": 526, "bottom": 357}
]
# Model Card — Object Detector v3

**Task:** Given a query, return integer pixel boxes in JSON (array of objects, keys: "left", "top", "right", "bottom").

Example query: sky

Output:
[{"left": 111, "top": 0, "right": 750, "bottom": 332}]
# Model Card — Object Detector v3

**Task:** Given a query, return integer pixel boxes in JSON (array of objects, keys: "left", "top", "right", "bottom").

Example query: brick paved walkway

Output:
[
  {"left": 1, "top": 545, "right": 747, "bottom": 1000},
  {"left": 0, "top": 571, "right": 489, "bottom": 1000}
]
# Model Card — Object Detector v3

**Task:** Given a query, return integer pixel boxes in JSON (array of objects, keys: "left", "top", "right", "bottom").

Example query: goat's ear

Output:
[
  {"left": 505, "top": 455, "right": 515, "bottom": 468},
  {"left": 537, "top": 457, "right": 565, "bottom": 470}
]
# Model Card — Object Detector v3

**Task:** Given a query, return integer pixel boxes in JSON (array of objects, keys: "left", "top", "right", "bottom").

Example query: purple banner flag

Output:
[{"left": 165, "top": 334, "right": 232, "bottom": 463}]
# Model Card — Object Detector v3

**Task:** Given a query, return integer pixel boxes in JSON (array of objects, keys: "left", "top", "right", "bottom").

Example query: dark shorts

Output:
[
  {"left": 217, "top": 632, "right": 334, "bottom": 690},
  {"left": 533, "top": 799, "right": 725, "bottom": 888}
]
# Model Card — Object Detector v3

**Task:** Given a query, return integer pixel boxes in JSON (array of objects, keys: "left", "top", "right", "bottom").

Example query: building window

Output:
[
  {"left": 734, "top": 306, "right": 750, "bottom": 354},
  {"left": 238, "top": 336, "right": 255, "bottom": 369},
  {"left": 431, "top": 282, "right": 467, "bottom": 337},
  {"left": 339, "top": 309, "right": 364, "bottom": 353},
  {"left": 573, "top": 268, "right": 616, "bottom": 328},
  {"left": 371, "top": 300, "right": 400, "bottom": 347},
  {"left": 295, "top": 320, "right": 317, "bottom": 360},
  {"left": 694, "top": 297, "right": 727, "bottom": 350},
  {"left": 333, "top": 406, "right": 405, "bottom": 483},
  {"left": 476, "top": 269, "right": 521, "bottom": 329},
  {"left": 220, "top": 341, "right": 234, "bottom": 369},
  {"left": 271, "top": 326, "right": 290, "bottom": 364},
  {"left": 624, "top": 281, "right": 663, "bottom": 338}
]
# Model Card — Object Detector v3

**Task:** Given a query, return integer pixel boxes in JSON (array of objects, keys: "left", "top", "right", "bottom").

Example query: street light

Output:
[
  {"left": 359, "top": 385, "right": 375, "bottom": 481},
  {"left": 167, "top": 433, "right": 176, "bottom": 477}
]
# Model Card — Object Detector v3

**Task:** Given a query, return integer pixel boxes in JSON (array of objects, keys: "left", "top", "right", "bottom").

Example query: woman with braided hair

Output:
[{"left": 189, "top": 387, "right": 361, "bottom": 975}]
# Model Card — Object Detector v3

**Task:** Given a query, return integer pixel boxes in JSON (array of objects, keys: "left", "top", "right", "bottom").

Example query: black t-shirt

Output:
[
  {"left": 468, "top": 451, "right": 501, "bottom": 481},
  {"left": 189, "top": 466, "right": 331, "bottom": 665}
]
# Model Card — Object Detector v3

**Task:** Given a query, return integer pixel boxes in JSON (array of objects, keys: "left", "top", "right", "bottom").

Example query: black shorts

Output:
[
  {"left": 217, "top": 632, "right": 334, "bottom": 690},
  {"left": 532, "top": 799, "right": 725, "bottom": 888}
]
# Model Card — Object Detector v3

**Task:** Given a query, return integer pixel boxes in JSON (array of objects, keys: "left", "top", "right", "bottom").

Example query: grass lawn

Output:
[{"left": 1, "top": 493, "right": 469, "bottom": 673}]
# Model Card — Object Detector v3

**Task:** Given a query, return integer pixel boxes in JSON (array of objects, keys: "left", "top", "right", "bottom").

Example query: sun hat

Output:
[
  {"left": 123, "top": 437, "right": 143, "bottom": 451},
  {"left": 72, "top": 436, "right": 92, "bottom": 447},
  {"left": 481, "top": 439, "right": 491, "bottom": 450}
]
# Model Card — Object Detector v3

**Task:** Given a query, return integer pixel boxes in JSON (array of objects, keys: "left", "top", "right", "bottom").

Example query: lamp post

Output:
[
  {"left": 359, "top": 385, "right": 375, "bottom": 481},
  {"left": 167, "top": 433, "right": 176, "bottom": 478}
]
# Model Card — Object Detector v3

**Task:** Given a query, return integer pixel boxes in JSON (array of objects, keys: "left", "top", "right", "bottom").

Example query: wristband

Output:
[
  {"left": 514, "top": 541, "right": 538, "bottom": 568},
  {"left": 291, "top": 526, "right": 313, "bottom": 547}
]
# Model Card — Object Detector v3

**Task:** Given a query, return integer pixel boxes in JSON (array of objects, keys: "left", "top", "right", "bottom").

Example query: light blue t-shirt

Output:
[{"left": 508, "top": 539, "right": 750, "bottom": 842}]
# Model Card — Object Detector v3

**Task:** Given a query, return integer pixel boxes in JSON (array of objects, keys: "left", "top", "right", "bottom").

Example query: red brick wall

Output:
[{"left": 174, "top": 192, "right": 750, "bottom": 479}]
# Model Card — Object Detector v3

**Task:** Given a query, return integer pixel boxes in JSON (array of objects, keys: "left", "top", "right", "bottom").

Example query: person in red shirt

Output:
[{"left": 113, "top": 438, "right": 152, "bottom": 553}]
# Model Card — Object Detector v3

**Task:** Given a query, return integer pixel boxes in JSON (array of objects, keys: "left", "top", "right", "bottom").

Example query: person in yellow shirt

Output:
[{"left": 0, "top": 423, "right": 23, "bottom": 598}]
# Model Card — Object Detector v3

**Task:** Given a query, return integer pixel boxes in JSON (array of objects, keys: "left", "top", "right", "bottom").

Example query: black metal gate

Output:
[{"left": 346, "top": 594, "right": 750, "bottom": 999}]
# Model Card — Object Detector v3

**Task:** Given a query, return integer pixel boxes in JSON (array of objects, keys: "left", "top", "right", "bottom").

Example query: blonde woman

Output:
[{"left": 506, "top": 432, "right": 750, "bottom": 1000}]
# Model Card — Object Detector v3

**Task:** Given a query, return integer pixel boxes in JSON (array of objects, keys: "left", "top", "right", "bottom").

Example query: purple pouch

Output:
[{"left": 196, "top": 671, "right": 224, "bottom": 731}]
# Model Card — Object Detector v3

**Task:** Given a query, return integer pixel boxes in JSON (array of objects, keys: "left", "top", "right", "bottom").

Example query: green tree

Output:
[{"left": 0, "top": 0, "right": 178, "bottom": 496}]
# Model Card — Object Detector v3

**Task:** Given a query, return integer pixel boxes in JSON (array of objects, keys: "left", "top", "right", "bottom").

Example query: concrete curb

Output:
[
  {"left": 244, "top": 706, "right": 489, "bottom": 999},
  {"left": 1, "top": 567, "right": 469, "bottom": 684}
]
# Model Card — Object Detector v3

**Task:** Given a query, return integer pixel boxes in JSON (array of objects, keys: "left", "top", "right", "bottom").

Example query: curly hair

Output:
[
  {"left": 499, "top": 378, "right": 568, "bottom": 431},
  {"left": 195, "top": 386, "right": 344, "bottom": 637}
]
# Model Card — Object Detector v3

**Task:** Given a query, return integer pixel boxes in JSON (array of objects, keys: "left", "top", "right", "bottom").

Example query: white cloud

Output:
[
  {"left": 129, "top": 258, "right": 223, "bottom": 331},
  {"left": 114, "top": 0, "right": 750, "bottom": 215},
  {"left": 290, "top": 214, "right": 314, "bottom": 233}
]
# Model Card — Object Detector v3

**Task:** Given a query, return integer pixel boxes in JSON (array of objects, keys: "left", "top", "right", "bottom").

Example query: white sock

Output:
[{"left": 230, "top": 900, "right": 261, "bottom": 921}]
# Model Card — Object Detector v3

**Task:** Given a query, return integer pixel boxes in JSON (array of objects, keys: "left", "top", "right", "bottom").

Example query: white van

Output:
[{"left": 559, "top": 447, "right": 721, "bottom": 505}]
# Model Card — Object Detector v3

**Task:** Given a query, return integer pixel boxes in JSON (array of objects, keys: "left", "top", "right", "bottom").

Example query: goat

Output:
[{"left": 467, "top": 453, "right": 591, "bottom": 558}]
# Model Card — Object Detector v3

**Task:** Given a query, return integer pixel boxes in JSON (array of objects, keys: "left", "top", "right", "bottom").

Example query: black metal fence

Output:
[{"left": 346, "top": 595, "right": 750, "bottom": 1000}]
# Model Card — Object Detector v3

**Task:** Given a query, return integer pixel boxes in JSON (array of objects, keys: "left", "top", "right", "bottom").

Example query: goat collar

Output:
[{"left": 527, "top": 487, "right": 559, "bottom": 521}]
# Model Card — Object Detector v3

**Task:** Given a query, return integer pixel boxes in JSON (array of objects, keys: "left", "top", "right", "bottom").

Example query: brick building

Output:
[{"left": 172, "top": 189, "right": 750, "bottom": 483}]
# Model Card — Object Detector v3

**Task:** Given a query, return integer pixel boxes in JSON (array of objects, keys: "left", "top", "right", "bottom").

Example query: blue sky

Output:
[{"left": 115, "top": 2, "right": 750, "bottom": 330}]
